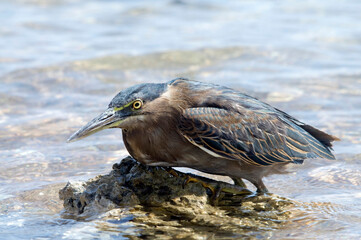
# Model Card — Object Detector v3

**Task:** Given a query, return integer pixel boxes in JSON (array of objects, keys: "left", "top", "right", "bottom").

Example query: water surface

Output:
[{"left": 1, "top": 0, "right": 360, "bottom": 239}]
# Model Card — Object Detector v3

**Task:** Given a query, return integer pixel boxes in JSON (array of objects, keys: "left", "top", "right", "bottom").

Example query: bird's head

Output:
[{"left": 67, "top": 82, "right": 168, "bottom": 142}]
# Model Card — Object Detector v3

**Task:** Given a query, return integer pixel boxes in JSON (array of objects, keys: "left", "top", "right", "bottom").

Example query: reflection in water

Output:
[{"left": 1, "top": 0, "right": 361, "bottom": 239}]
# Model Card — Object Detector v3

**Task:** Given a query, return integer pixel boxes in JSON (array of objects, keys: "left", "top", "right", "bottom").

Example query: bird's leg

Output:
[
  {"left": 249, "top": 179, "right": 269, "bottom": 194},
  {"left": 231, "top": 177, "right": 248, "bottom": 188}
]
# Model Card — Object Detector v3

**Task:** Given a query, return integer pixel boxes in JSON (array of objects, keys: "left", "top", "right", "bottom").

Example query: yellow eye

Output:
[{"left": 132, "top": 99, "right": 143, "bottom": 110}]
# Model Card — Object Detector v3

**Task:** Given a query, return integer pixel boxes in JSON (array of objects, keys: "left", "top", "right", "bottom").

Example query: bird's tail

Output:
[
  {"left": 300, "top": 124, "right": 340, "bottom": 160},
  {"left": 277, "top": 107, "right": 340, "bottom": 160}
]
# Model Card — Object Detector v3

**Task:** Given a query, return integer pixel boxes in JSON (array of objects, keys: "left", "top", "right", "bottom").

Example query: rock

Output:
[
  {"left": 59, "top": 156, "right": 211, "bottom": 215},
  {"left": 59, "top": 156, "right": 296, "bottom": 237}
]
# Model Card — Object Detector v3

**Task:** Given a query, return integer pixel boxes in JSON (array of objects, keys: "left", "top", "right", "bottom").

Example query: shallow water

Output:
[{"left": 1, "top": 0, "right": 361, "bottom": 239}]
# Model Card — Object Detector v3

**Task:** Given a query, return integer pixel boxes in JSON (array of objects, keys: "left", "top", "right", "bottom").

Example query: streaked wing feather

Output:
[{"left": 179, "top": 107, "right": 334, "bottom": 167}]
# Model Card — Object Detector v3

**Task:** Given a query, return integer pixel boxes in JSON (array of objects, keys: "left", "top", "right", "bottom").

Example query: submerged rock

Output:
[{"left": 59, "top": 156, "right": 295, "bottom": 238}]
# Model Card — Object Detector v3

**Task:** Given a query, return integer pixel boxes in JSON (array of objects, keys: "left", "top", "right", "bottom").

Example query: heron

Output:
[{"left": 68, "top": 78, "right": 339, "bottom": 195}]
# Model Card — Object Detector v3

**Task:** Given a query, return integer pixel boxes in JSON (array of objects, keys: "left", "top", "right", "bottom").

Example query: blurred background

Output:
[{"left": 0, "top": 0, "right": 360, "bottom": 239}]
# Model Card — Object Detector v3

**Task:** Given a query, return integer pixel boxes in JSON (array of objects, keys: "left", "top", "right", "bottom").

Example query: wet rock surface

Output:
[{"left": 59, "top": 156, "right": 295, "bottom": 238}]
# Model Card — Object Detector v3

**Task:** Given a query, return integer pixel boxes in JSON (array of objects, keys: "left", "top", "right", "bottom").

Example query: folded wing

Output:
[{"left": 179, "top": 107, "right": 336, "bottom": 166}]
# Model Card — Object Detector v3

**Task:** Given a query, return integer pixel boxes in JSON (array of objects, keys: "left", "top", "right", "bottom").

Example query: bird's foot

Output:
[
  {"left": 160, "top": 168, "right": 254, "bottom": 205},
  {"left": 211, "top": 184, "right": 253, "bottom": 205},
  {"left": 182, "top": 174, "right": 253, "bottom": 205},
  {"left": 164, "top": 167, "right": 179, "bottom": 178},
  {"left": 164, "top": 168, "right": 217, "bottom": 196},
  {"left": 182, "top": 175, "right": 216, "bottom": 197}
]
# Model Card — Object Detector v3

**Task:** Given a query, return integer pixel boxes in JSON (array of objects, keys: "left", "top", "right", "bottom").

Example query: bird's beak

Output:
[{"left": 67, "top": 108, "right": 122, "bottom": 142}]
